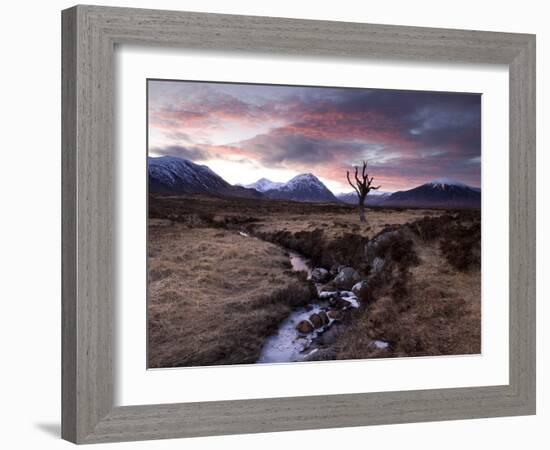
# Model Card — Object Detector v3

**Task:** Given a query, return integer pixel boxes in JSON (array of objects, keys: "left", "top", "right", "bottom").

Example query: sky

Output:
[{"left": 147, "top": 80, "right": 481, "bottom": 193}]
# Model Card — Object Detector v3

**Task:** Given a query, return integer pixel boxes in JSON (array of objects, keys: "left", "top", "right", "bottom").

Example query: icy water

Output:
[
  {"left": 257, "top": 250, "right": 320, "bottom": 363},
  {"left": 236, "top": 231, "right": 378, "bottom": 364},
  {"left": 256, "top": 302, "right": 328, "bottom": 363},
  {"left": 239, "top": 231, "right": 389, "bottom": 363},
  {"left": 257, "top": 250, "right": 361, "bottom": 363}
]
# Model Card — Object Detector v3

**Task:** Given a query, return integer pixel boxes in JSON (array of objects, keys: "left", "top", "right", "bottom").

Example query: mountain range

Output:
[
  {"left": 241, "top": 174, "right": 338, "bottom": 202},
  {"left": 337, "top": 190, "right": 392, "bottom": 206},
  {"left": 383, "top": 180, "right": 481, "bottom": 208},
  {"left": 148, "top": 156, "right": 480, "bottom": 208},
  {"left": 243, "top": 178, "right": 284, "bottom": 192},
  {"left": 148, "top": 156, "right": 261, "bottom": 198},
  {"left": 263, "top": 173, "right": 339, "bottom": 203}
]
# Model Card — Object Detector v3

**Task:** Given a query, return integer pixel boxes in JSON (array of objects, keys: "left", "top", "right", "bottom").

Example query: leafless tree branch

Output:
[{"left": 345, "top": 160, "right": 381, "bottom": 223}]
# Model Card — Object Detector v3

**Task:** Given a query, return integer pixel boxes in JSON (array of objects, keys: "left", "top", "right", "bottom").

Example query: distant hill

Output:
[
  {"left": 337, "top": 190, "right": 392, "bottom": 206},
  {"left": 383, "top": 180, "right": 481, "bottom": 209},
  {"left": 262, "top": 173, "right": 340, "bottom": 203},
  {"left": 149, "top": 157, "right": 480, "bottom": 208},
  {"left": 148, "top": 156, "right": 262, "bottom": 198},
  {"left": 243, "top": 178, "right": 285, "bottom": 192}
]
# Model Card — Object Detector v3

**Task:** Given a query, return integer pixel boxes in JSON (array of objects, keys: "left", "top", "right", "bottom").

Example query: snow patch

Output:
[
  {"left": 373, "top": 340, "right": 389, "bottom": 350},
  {"left": 340, "top": 291, "right": 360, "bottom": 308},
  {"left": 427, "top": 178, "right": 468, "bottom": 189},
  {"left": 244, "top": 178, "right": 285, "bottom": 192}
]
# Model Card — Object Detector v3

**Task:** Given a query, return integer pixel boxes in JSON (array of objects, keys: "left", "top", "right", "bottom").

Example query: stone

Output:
[
  {"left": 296, "top": 320, "right": 314, "bottom": 334},
  {"left": 327, "top": 309, "right": 344, "bottom": 321},
  {"left": 309, "top": 313, "right": 323, "bottom": 329},
  {"left": 331, "top": 297, "right": 352, "bottom": 309},
  {"left": 351, "top": 280, "right": 368, "bottom": 296},
  {"left": 364, "top": 230, "right": 399, "bottom": 263},
  {"left": 318, "top": 325, "right": 342, "bottom": 345},
  {"left": 333, "top": 267, "right": 361, "bottom": 289},
  {"left": 318, "top": 311, "right": 330, "bottom": 326},
  {"left": 311, "top": 267, "right": 330, "bottom": 283},
  {"left": 340, "top": 291, "right": 360, "bottom": 308}
]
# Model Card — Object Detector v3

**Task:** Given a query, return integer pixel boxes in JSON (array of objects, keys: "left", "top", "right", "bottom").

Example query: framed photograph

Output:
[{"left": 62, "top": 5, "right": 536, "bottom": 444}]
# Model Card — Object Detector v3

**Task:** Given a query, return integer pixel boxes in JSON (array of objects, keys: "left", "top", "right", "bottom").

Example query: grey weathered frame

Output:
[{"left": 61, "top": 4, "right": 536, "bottom": 444}]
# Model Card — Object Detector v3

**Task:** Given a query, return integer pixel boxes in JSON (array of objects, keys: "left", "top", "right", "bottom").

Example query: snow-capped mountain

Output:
[
  {"left": 148, "top": 156, "right": 261, "bottom": 198},
  {"left": 337, "top": 190, "right": 392, "bottom": 206},
  {"left": 383, "top": 179, "right": 480, "bottom": 208},
  {"left": 264, "top": 173, "right": 339, "bottom": 203},
  {"left": 243, "top": 178, "right": 285, "bottom": 192},
  {"left": 148, "top": 158, "right": 479, "bottom": 208}
]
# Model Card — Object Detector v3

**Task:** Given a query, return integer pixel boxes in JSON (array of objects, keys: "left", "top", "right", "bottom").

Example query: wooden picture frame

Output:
[{"left": 61, "top": 5, "right": 536, "bottom": 444}]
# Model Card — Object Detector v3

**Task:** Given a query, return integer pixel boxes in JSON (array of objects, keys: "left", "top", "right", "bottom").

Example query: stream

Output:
[
  {"left": 257, "top": 251, "right": 326, "bottom": 363},
  {"left": 237, "top": 230, "right": 388, "bottom": 363},
  {"left": 257, "top": 249, "right": 360, "bottom": 363}
]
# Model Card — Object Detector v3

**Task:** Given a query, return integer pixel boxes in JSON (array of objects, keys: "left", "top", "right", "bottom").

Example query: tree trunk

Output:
[{"left": 358, "top": 198, "right": 366, "bottom": 223}]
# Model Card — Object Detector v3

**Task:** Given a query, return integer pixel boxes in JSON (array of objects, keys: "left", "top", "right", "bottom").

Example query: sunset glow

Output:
[{"left": 148, "top": 80, "right": 481, "bottom": 193}]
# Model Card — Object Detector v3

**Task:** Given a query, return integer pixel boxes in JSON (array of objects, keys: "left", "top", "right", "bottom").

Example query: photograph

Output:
[
  {"left": 1, "top": 0, "right": 542, "bottom": 446},
  {"left": 147, "top": 79, "right": 482, "bottom": 368}
]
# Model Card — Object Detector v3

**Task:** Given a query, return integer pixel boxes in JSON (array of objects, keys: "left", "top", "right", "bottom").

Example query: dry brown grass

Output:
[
  {"left": 148, "top": 193, "right": 481, "bottom": 366},
  {"left": 252, "top": 208, "right": 441, "bottom": 241},
  {"left": 148, "top": 222, "right": 312, "bottom": 367},
  {"left": 333, "top": 234, "right": 481, "bottom": 360},
  {"left": 149, "top": 193, "right": 442, "bottom": 241}
]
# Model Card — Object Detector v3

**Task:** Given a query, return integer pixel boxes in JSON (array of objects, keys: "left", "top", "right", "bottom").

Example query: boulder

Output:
[
  {"left": 330, "top": 264, "right": 346, "bottom": 276},
  {"left": 327, "top": 309, "right": 344, "bottom": 321},
  {"left": 309, "top": 313, "right": 323, "bottom": 329},
  {"left": 352, "top": 280, "right": 369, "bottom": 303},
  {"left": 340, "top": 291, "right": 360, "bottom": 308},
  {"left": 365, "top": 228, "right": 417, "bottom": 265},
  {"left": 296, "top": 320, "right": 314, "bottom": 334},
  {"left": 364, "top": 230, "right": 399, "bottom": 263},
  {"left": 331, "top": 297, "right": 352, "bottom": 309},
  {"left": 318, "top": 311, "right": 330, "bottom": 326},
  {"left": 311, "top": 267, "right": 330, "bottom": 283},
  {"left": 333, "top": 267, "right": 361, "bottom": 289},
  {"left": 317, "top": 325, "right": 342, "bottom": 345}
]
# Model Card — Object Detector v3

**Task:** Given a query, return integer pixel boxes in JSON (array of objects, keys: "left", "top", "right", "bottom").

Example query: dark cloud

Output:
[
  {"left": 237, "top": 132, "right": 366, "bottom": 166},
  {"left": 152, "top": 145, "right": 211, "bottom": 161},
  {"left": 295, "top": 88, "right": 481, "bottom": 152},
  {"left": 148, "top": 80, "right": 481, "bottom": 190}
]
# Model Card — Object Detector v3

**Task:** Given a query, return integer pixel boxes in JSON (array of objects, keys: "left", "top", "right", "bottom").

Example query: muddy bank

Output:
[
  {"left": 254, "top": 212, "right": 482, "bottom": 363},
  {"left": 252, "top": 228, "right": 369, "bottom": 273}
]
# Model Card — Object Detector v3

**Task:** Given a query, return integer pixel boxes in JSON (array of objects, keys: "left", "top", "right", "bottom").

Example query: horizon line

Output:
[{"left": 148, "top": 154, "right": 481, "bottom": 193}]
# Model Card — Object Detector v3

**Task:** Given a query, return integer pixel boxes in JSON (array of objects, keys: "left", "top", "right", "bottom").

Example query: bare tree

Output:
[{"left": 346, "top": 161, "right": 381, "bottom": 223}]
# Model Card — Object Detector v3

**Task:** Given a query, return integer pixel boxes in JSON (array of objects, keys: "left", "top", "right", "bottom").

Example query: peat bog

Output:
[{"left": 147, "top": 193, "right": 481, "bottom": 368}]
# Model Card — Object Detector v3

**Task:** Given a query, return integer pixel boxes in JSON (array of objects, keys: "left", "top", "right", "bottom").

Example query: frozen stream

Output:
[
  {"left": 236, "top": 231, "right": 385, "bottom": 364},
  {"left": 257, "top": 250, "right": 359, "bottom": 363}
]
